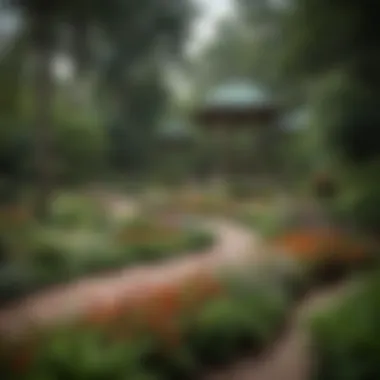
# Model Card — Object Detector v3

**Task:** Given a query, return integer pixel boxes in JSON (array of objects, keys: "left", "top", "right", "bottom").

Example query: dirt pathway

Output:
[
  {"left": 0, "top": 194, "right": 349, "bottom": 380},
  {"left": 0, "top": 215, "right": 258, "bottom": 341}
]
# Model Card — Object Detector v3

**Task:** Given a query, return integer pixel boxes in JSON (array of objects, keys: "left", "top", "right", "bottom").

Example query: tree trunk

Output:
[{"left": 32, "top": 18, "right": 55, "bottom": 221}]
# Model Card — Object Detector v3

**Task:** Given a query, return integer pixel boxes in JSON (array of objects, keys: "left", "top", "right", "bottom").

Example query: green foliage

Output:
[
  {"left": 184, "top": 229, "right": 214, "bottom": 251},
  {"left": 310, "top": 274, "right": 380, "bottom": 380},
  {"left": 118, "top": 227, "right": 213, "bottom": 265},
  {"left": 21, "top": 329, "right": 155, "bottom": 380},
  {"left": 0, "top": 263, "right": 43, "bottom": 306},
  {"left": 48, "top": 194, "right": 107, "bottom": 230},
  {"left": 0, "top": 203, "right": 214, "bottom": 306},
  {"left": 331, "top": 161, "right": 380, "bottom": 233},
  {"left": 1, "top": 0, "right": 194, "bottom": 188},
  {"left": 239, "top": 205, "right": 286, "bottom": 238},
  {"left": 311, "top": 72, "right": 380, "bottom": 164},
  {"left": 184, "top": 278, "right": 288, "bottom": 367},
  {"left": 55, "top": 114, "right": 107, "bottom": 184},
  {"left": 142, "top": 342, "right": 199, "bottom": 380},
  {"left": 1, "top": 273, "right": 290, "bottom": 379}
]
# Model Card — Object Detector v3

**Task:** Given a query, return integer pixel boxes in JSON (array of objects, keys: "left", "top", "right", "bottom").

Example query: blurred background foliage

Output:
[{"left": 0, "top": 0, "right": 380, "bottom": 378}]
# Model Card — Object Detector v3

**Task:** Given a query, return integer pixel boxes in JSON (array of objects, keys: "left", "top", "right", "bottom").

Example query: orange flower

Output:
[
  {"left": 86, "top": 297, "right": 127, "bottom": 326},
  {"left": 181, "top": 272, "right": 223, "bottom": 309},
  {"left": 128, "top": 286, "right": 183, "bottom": 347},
  {"left": 274, "top": 228, "right": 372, "bottom": 262},
  {"left": 141, "top": 284, "right": 182, "bottom": 326}
]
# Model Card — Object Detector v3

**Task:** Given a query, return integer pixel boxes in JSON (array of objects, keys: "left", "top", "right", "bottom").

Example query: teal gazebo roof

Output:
[
  {"left": 194, "top": 80, "right": 277, "bottom": 128},
  {"left": 203, "top": 81, "right": 272, "bottom": 110}
]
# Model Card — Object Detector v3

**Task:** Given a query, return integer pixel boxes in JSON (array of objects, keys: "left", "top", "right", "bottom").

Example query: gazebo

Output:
[{"left": 193, "top": 80, "right": 279, "bottom": 181}]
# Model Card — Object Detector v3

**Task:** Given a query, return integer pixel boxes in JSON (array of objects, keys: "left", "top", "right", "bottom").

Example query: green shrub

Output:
[
  {"left": 49, "top": 195, "right": 107, "bottom": 230},
  {"left": 117, "top": 224, "right": 214, "bottom": 266},
  {"left": 0, "top": 263, "right": 41, "bottom": 306},
  {"left": 10, "top": 329, "right": 156, "bottom": 380},
  {"left": 1, "top": 221, "right": 214, "bottom": 305},
  {"left": 184, "top": 278, "right": 289, "bottom": 367},
  {"left": 310, "top": 274, "right": 380, "bottom": 380},
  {"left": 239, "top": 208, "right": 285, "bottom": 238},
  {"left": 122, "top": 243, "right": 168, "bottom": 264},
  {"left": 184, "top": 297, "right": 262, "bottom": 366},
  {"left": 260, "top": 256, "right": 312, "bottom": 301},
  {"left": 183, "top": 229, "right": 214, "bottom": 251},
  {"left": 141, "top": 340, "right": 199, "bottom": 380},
  {"left": 331, "top": 163, "right": 380, "bottom": 234}
]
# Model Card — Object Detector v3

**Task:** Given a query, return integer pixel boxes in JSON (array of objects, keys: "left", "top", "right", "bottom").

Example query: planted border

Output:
[{"left": 0, "top": 271, "right": 291, "bottom": 380}]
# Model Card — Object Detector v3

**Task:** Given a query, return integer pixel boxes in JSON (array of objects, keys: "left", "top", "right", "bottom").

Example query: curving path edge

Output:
[{"left": 0, "top": 211, "right": 260, "bottom": 341}]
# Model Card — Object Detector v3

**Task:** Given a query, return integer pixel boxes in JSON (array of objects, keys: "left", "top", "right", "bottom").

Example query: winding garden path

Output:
[
  {"left": 0, "top": 197, "right": 259, "bottom": 341},
  {"left": 0, "top": 194, "right": 348, "bottom": 380}
]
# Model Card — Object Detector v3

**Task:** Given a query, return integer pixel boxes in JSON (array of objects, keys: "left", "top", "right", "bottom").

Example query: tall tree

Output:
[
  {"left": 282, "top": 0, "right": 380, "bottom": 164},
  {"left": 4, "top": 0, "right": 193, "bottom": 218}
]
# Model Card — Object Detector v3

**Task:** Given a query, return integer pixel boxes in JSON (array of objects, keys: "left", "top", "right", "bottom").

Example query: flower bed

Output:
[
  {"left": 114, "top": 217, "right": 214, "bottom": 264},
  {"left": 0, "top": 214, "right": 214, "bottom": 307},
  {"left": 0, "top": 271, "right": 290, "bottom": 379},
  {"left": 168, "top": 192, "right": 239, "bottom": 217},
  {"left": 272, "top": 228, "right": 377, "bottom": 285}
]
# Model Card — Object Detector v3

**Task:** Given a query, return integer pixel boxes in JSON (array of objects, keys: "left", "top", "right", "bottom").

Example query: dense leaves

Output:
[{"left": 310, "top": 274, "right": 380, "bottom": 380}]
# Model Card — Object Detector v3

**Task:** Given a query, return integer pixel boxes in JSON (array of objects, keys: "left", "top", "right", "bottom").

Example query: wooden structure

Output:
[
  {"left": 195, "top": 82, "right": 277, "bottom": 127},
  {"left": 193, "top": 81, "right": 279, "bottom": 180}
]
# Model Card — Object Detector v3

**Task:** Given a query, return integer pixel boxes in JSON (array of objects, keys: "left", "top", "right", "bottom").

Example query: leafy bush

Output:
[
  {"left": 184, "top": 229, "right": 214, "bottom": 250},
  {"left": 141, "top": 340, "right": 199, "bottom": 380},
  {"left": 0, "top": 263, "right": 41, "bottom": 306},
  {"left": 329, "top": 161, "right": 380, "bottom": 235},
  {"left": 48, "top": 194, "right": 107, "bottom": 230},
  {"left": 0, "top": 215, "right": 214, "bottom": 306},
  {"left": 258, "top": 254, "right": 312, "bottom": 301},
  {"left": 239, "top": 207, "right": 286, "bottom": 238},
  {"left": 2, "top": 329, "right": 156, "bottom": 380},
  {"left": 310, "top": 274, "right": 380, "bottom": 380},
  {"left": 116, "top": 219, "right": 214, "bottom": 264},
  {"left": 183, "top": 277, "right": 289, "bottom": 367},
  {"left": 334, "top": 187, "right": 380, "bottom": 235},
  {"left": 184, "top": 297, "right": 262, "bottom": 366}
]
